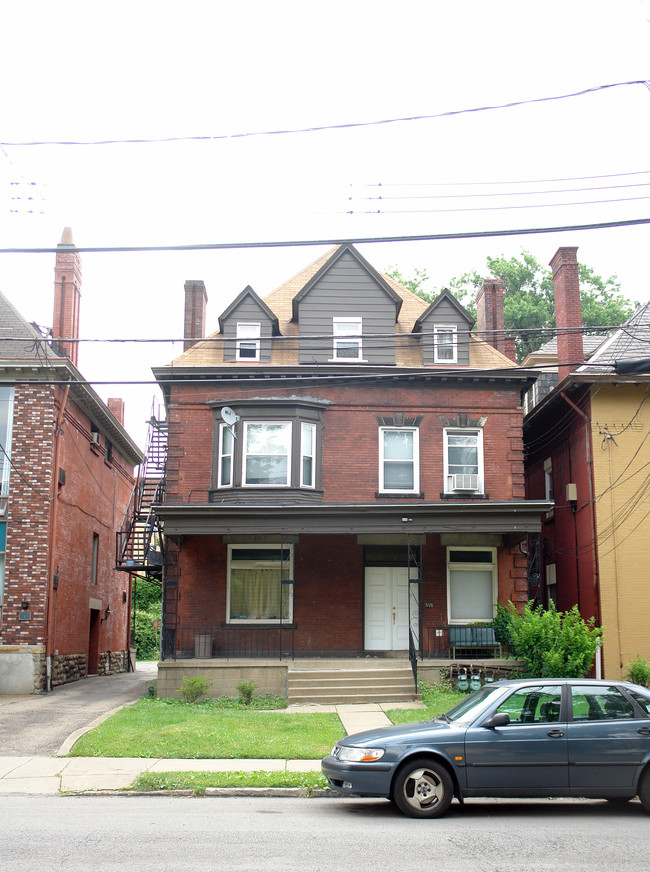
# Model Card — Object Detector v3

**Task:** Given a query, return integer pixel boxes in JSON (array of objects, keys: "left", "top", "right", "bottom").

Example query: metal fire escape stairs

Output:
[{"left": 116, "top": 403, "right": 167, "bottom": 581}]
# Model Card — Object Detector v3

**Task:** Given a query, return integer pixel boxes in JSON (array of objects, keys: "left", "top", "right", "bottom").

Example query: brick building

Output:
[
  {"left": 0, "top": 229, "right": 143, "bottom": 693},
  {"left": 153, "top": 245, "right": 551, "bottom": 699}
]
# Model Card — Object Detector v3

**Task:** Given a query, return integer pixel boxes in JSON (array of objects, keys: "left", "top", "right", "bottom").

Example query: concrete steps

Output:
[{"left": 287, "top": 663, "right": 419, "bottom": 705}]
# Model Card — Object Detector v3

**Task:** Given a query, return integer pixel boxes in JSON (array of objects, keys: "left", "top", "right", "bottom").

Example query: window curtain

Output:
[{"left": 230, "top": 567, "right": 289, "bottom": 620}]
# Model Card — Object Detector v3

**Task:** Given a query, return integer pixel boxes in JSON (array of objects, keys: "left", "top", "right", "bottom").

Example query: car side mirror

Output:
[{"left": 482, "top": 712, "right": 511, "bottom": 729}]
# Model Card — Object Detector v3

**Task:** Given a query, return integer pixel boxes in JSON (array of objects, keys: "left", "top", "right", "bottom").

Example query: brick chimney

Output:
[
  {"left": 184, "top": 280, "right": 208, "bottom": 351},
  {"left": 476, "top": 278, "right": 515, "bottom": 360},
  {"left": 550, "top": 247, "right": 583, "bottom": 381},
  {"left": 107, "top": 398, "right": 125, "bottom": 426},
  {"left": 53, "top": 227, "right": 81, "bottom": 366}
]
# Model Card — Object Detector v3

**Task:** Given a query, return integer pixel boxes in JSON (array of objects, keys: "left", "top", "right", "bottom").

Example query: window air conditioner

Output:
[
  {"left": 90, "top": 432, "right": 101, "bottom": 446},
  {"left": 451, "top": 473, "right": 479, "bottom": 491}
]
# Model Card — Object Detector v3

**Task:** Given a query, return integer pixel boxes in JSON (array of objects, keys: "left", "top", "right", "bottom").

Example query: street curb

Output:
[
  {"left": 56, "top": 699, "right": 140, "bottom": 756},
  {"left": 60, "top": 787, "right": 336, "bottom": 798}
]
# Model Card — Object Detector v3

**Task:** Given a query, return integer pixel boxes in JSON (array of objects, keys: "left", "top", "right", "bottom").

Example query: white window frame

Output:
[
  {"left": 434, "top": 325, "right": 458, "bottom": 363},
  {"left": 0, "top": 387, "right": 14, "bottom": 497},
  {"left": 544, "top": 457, "right": 554, "bottom": 501},
  {"left": 379, "top": 427, "right": 419, "bottom": 493},
  {"left": 236, "top": 322, "right": 261, "bottom": 361},
  {"left": 242, "top": 421, "right": 292, "bottom": 487},
  {"left": 332, "top": 317, "right": 363, "bottom": 362},
  {"left": 226, "top": 544, "right": 293, "bottom": 624},
  {"left": 446, "top": 546, "right": 497, "bottom": 624},
  {"left": 218, "top": 423, "right": 234, "bottom": 488},
  {"left": 300, "top": 422, "right": 316, "bottom": 488},
  {"left": 444, "top": 427, "right": 484, "bottom": 493}
]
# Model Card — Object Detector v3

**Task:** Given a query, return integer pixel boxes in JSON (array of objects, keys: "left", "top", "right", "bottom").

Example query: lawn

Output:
[{"left": 70, "top": 698, "right": 345, "bottom": 759}]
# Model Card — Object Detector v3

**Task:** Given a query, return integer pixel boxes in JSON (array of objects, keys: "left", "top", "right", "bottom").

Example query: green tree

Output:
[
  {"left": 132, "top": 577, "right": 162, "bottom": 661},
  {"left": 388, "top": 251, "right": 637, "bottom": 362}
]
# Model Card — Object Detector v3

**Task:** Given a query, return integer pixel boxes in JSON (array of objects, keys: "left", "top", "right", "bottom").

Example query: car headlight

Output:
[{"left": 335, "top": 746, "right": 385, "bottom": 763}]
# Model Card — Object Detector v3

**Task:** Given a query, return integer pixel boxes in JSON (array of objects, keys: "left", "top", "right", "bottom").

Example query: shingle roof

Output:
[
  {"left": 578, "top": 303, "right": 650, "bottom": 372},
  {"left": 0, "top": 290, "right": 62, "bottom": 361},
  {"left": 168, "top": 245, "right": 516, "bottom": 370}
]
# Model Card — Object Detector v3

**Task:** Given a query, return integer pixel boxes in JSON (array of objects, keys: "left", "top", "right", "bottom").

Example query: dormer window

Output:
[
  {"left": 236, "top": 323, "right": 261, "bottom": 361},
  {"left": 434, "top": 326, "right": 457, "bottom": 363},
  {"left": 332, "top": 317, "right": 362, "bottom": 361}
]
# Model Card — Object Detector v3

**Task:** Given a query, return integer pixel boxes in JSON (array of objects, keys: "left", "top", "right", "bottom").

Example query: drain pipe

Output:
[{"left": 560, "top": 390, "right": 602, "bottom": 678}]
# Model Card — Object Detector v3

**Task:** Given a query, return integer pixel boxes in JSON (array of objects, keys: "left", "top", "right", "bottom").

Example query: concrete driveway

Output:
[{"left": 0, "top": 664, "right": 156, "bottom": 756}]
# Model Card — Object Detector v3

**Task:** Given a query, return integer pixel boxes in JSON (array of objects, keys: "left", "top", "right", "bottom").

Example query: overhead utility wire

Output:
[
  {"left": 357, "top": 181, "right": 650, "bottom": 201},
  {"left": 1, "top": 217, "right": 650, "bottom": 255},
  {"left": 357, "top": 170, "right": 650, "bottom": 188},
  {"left": 2, "top": 80, "right": 647, "bottom": 147}
]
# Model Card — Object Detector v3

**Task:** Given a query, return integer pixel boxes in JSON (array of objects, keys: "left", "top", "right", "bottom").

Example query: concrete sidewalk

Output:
[{"left": 0, "top": 701, "right": 425, "bottom": 796}]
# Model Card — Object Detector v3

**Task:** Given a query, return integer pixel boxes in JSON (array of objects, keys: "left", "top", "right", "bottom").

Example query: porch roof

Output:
[{"left": 154, "top": 500, "right": 553, "bottom": 537}]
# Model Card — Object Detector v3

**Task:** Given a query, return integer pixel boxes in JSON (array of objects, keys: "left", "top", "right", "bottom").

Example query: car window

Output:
[
  {"left": 627, "top": 689, "right": 650, "bottom": 716},
  {"left": 571, "top": 686, "right": 636, "bottom": 721},
  {"left": 444, "top": 684, "right": 506, "bottom": 724},
  {"left": 495, "top": 686, "right": 562, "bottom": 724}
]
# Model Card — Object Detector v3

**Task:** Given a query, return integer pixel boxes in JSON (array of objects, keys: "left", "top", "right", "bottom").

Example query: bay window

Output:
[{"left": 243, "top": 422, "right": 291, "bottom": 486}]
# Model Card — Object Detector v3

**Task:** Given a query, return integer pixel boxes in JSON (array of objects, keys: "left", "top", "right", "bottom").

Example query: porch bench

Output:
[{"left": 449, "top": 626, "right": 502, "bottom": 659}]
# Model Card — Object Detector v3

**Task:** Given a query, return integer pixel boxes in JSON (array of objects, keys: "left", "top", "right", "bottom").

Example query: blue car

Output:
[{"left": 321, "top": 678, "right": 650, "bottom": 818}]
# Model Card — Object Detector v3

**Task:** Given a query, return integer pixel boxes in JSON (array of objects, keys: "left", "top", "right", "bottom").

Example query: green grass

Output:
[
  {"left": 69, "top": 698, "right": 344, "bottom": 759},
  {"left": 130, "top": 769, "right": 328, "bottom": 795},
  {"left": 386, "top": 681, "right": 465, "bottom": 724}
]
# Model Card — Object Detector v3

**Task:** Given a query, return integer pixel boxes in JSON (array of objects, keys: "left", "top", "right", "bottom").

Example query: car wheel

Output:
[
  {"left": 639, "top": 770, "right": 650, "bottom": 814},
  {"left": 392, "top": 757, "right": 453, "bottom": 819}
]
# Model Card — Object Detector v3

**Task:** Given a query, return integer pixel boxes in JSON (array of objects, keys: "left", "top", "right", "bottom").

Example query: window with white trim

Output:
[
  {"left": 300, "top": 422, "right": 316, "bottom": 488},
  {"left": 444, "top": 428, "right": 483, "bottom": 493},
  {"left": 0, "top": 387, "right": 14, "bottom": 497},
  {"left": 544, "top": 457, "right": 554, "bottom": 501},
  {"left": 434, "top": 326, "right": 457, "bottom": 363},
  {"left": 243, "top": 421, "right": 292, "bottom": 486},
  {"left": 218, "top": 424, "right": 234, "bottom": 487},
  {"left": 227, "top": 544, "right": 293, "bottom": 623},
  {"left": 379, "top": 427, "right": 419, "bottom": 493},
  {"left": 447, "top": 547, "right": 497, "bottom": 623},
  {"left": 236, "top": 322, "right": 261, "bottom": 361},
  {"left": 332, "top": 317, "right": 362, "bottom": 361}
]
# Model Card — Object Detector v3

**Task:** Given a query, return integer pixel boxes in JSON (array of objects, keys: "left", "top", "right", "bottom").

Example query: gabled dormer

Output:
[
  {"left": 291, "top": 245, "right": 403, "bottom": 365},
  {"left": 413, "top": 290, "right": 474, "bottom": 366},
  {"left": 219, "top": 286, "right": 280, "bottom": 363}
]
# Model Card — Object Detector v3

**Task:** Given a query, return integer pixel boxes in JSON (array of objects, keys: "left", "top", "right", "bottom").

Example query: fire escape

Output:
[{"left": 116, "top": 402, "right": 168, "bottom": 618}]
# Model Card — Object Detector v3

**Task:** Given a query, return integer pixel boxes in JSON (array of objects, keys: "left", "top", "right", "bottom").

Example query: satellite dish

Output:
[{"left": 221, "top": 406, "right": 239, "bottom": 427}]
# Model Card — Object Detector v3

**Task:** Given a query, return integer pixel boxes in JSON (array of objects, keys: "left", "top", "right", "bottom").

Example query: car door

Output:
[
  {"left": 566, "top": 684, "right": 650, "bottom": 792},
  {"left": 464, "top": 684, "right": 569, "bottom": 794}
]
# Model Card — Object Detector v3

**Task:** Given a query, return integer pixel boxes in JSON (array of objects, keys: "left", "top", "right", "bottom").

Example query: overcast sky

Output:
[{"left": 1, "top": 1, "right": 649, "bottom": 447}]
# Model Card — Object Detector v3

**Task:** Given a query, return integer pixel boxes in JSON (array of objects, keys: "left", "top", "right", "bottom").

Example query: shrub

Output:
[
  {"left": 236, "top": 679, "right": 258, "bottom": 705},
  {"left": 624, "top": 655, "right": 650, "bottom": 688},
  {"left": 176, "top": 675, "right": 212, "bottom": 703},
  {"left": 503, "top": 601, "right": 603, "bottom": 678}
]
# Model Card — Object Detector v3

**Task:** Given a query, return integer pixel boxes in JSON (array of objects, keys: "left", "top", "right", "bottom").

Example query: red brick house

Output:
[
  {"left": 153, "top": 245, "right": 551, "bottom": 700},
  {"left": 0, "top": 229, "right": 143, "bottom": 693}
]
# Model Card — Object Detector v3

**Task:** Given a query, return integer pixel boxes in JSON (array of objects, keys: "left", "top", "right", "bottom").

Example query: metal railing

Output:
[
  {"left": 421, "top": 625, "right": 506, "bottom": 659},
  {"left": 170, "top": 626, "right": 294, "bottom": 660}
]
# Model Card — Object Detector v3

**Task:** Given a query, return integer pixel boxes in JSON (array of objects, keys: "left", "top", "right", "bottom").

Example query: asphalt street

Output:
[{"left": 0, "top": 665, "right": 156, "bottom": 755}]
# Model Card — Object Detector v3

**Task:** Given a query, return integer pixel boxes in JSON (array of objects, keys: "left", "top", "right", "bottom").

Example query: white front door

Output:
[{"left": 364, "top": 567, "right": 417, "bottom": 650}]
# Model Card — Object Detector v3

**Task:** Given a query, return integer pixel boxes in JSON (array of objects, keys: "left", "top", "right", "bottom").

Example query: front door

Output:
[{"left": 364, "top": 567, "right": 415, "bottom": 650}]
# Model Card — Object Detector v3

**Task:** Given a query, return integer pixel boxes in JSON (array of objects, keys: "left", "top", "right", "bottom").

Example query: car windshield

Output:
[{"left": 441, "top": 684, "right": 506, "bottom": 725}]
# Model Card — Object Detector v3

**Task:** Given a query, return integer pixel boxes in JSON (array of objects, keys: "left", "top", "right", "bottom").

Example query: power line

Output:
[
  {"left": 1, "top": 217, "right": 650, "bottom": 255},
  {"left": 356, "top": 170, "right": 650, "bottom": 189},
  {"left": 2, "top": 80, "right": 648, "bottom": 148}
]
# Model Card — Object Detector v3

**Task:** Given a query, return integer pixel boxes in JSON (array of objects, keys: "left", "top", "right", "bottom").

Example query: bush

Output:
[
  {"left": 236, "top": 679, "right": 258, "bottom": 705},
  {"left": 500, "top": 601, "right": 603, "bottom": 678},
  {"left": 176, "top": 675, "right": 212, "bottom": 703},
  {"left": 624, "top": 655, "right": 650, "bottom": 688}
]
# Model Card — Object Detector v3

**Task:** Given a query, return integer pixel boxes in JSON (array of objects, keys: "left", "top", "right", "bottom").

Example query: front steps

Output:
[{"left": 287, "top": 661, "right": 419, "bottom": 705}]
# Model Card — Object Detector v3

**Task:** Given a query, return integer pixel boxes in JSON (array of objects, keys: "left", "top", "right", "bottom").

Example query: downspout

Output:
[
  {"left": 560, "top": 390, "right": 602, "bottom": 678},
  {"left": 45, "top": 384, "right": 69, "bottom": 691}
]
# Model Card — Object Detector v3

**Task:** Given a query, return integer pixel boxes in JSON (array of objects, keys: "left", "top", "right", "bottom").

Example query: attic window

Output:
[
  {"left": 236, "top": 323, "right": 261, "bottom": 361},
  {"left": 434, "top": 326, "right": 457, "bottom": 363},
  {"left": 332, "top": 317, "right": 362, "bottom": 361}
]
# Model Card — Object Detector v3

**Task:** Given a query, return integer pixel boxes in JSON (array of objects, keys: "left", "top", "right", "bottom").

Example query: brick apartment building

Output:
[
  {"left": 152, "top": 244, "right": 551, "bottom": 698},
  {"left": 0, "top": 229, "right": 143, "bottom": 693}
]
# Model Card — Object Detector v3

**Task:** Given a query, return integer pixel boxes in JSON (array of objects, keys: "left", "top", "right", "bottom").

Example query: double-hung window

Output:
[
  {"left": 227, "top": 544, "right": 293, "bottom": 623},
  {"left": 447, "top": 547, "right": 496, "bottom": 623},
  {"left": 444, "top": 428, "right": 483, "bottom": 493},
  {"left": 333, "top": 317, "right": 362, "bottom": 361},
  {"left": 0, "top": 387, "right": 14, "bottom": 497},
  {"left": 243, "top": 422, "right": 292, "bottom": 486},
  {"left": 236, "top": 322, "right": 261, "bottom": 361},
  {"left": 434, "top": 326, "right": 457, "bottom": 363},
  {"left": 300, "top": 422, "right": 316, "bottom": 488},
  {"left": 379, "top": 427, "right": 419, "bottom": 493},
  {"left": 218, "top": 424, "right": 234, "bottom": 487}
]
